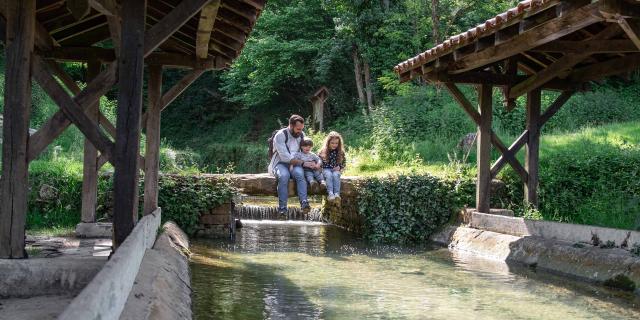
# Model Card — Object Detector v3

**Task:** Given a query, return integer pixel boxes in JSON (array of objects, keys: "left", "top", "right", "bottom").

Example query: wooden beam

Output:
[
  {"left": 113, "top": 0, "right": 146, "bottom": 248},
  {"left": 476, "top": 84, "right": 493, "bottom": 214},
  {"left": 81, "top": 60, "right": 102, "bottom": 223},
  {"left": 600, "top": 0, "right": 640, "bottom": 19},
  {"left": 89, "top": 0, "right": 118, "bottom": 16},
  {"left": 453, "top": 2, "right": 603, "bottom": 74},
  {"left": 618, "top": 18, "right": 640, "bottom": 51},
  {"left": 509, "top": 24, "right": 621, "bottom": 98},
  {"left": 531, "top": 39, "right": 640, "bottom": 53},
  {"left": 27, "top": 62, "right": 118, "bottom": 162},
  {"left": 143, "top": 65, "right": 163, "bottom": 215},
  {"left": 143, "top": 0, "right": 210, "bottom": 57},
  {"left": 159, "top": 69, "right": 206, "bottom": 111},
  {"left": 491, "top": 130, "right": 529, "bottom": 179},
  {"left": 539, "top": 91, "right": 574, "bottom": 127},
  {"left": 31, "top": 56, "right": 115, "bottom": 162},
  {"left": 66, "top": 0, "right": 91, "bottom": 20},
  {"left": 567, "top": 53, "right": 640, "bottom": 83},
  {"left": 444, "top": 82, "right": 528, "bottom": 182},
  {"left": 0, "top": 0, "right": 35, "bottom": 259},
  {"left": 241, "top": 0, "right": 265, "bottom": 10},
  {"left": 196, "top": 0, "right": 220, "bottom": 59},
  {"left": 525, "top": 88, "right": 542, "bottom": 207}
]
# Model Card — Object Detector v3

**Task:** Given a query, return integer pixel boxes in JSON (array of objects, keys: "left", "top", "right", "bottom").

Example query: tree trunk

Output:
[
  {"left": 352, "top": 45, "right": 366, "bottom": 106},
  {"left": 431, "top": 0, "right": 440, "bottom": 44},
  {"left": 381, "top": 0, "right": 390, "bottom": 12},
  {"left": 363, "top": 59, "right": 374, "bottom": 112}
]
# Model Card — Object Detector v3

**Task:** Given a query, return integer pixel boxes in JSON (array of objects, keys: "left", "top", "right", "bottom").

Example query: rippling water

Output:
[{"left": 191, "top": 221, "right": 640, "bottom": 320}]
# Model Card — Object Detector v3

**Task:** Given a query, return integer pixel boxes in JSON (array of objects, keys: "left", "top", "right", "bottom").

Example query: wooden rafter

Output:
[
  {"left": 617, "top": 17, "right": 640, "bottom": 50},
  {"left": 196, "top": 0, "right": 220, "bottom": 58},
  {"left": 453, "top": 3, "right": 604, "bottom": 74},
  {"left": 144, "top": 0, "right": 211, "bottom": 56},
  {"left": 567, "top": 53, "right": 640, "bottom": 82},
  {"left": 532, "top": 39, "right": 640, "bottom": 53},
  {"left": 508, "top": 23, "right": 621, "bottom": 98}
]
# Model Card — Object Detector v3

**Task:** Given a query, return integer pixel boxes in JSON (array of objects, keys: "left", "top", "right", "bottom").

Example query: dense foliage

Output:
[
  {"left": 356, "top": 174, "right": 456, "bottom": 244},
  {"left": 158, "top": 175, "right": 236, "bottom": 235}
]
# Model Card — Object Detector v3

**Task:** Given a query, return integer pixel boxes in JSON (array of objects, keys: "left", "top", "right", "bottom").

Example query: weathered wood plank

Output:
[
  {"left": 27, "top": 62, "right": 117, "bottom": 162},
  {"left": 509, "top": 24, "right": 621, "bottom": 98},
  {"left": 531, "top": 39, "right": 639, "bottom": 53},
  {"left": 0, "top": 0, "right": 36, "bottom": 259},
  {"left": 89, "top": 0, "right": 118, "bottom": 16},
  {"left": 81, "top": 60, "right": 102, "bottom": 223},
  {"left": 196, "top": 1, "right": 220, "bottom": 58},
  {"left": 113, "top": 0, "right": 146, "bottom": 248},
  {"left": 617, "top": 18, "right": 640, "bottom": 51},
  {"left": 143, "top": 0, "right": 210, "bottom": 56},
  {"left": 453, "top": 3, "right": 603, "bottom": 74},
  {"left": 31, "top": 56, "right": 115, "bottom": 162},
  {"left": 525, "top": 88, "right": 542, "bottom": 207},
  {"left": 476, "top": 85, "right": 493, "bottom": 213},
  {"left": 490, "top": 130, "right": 529, "bottom": 179},
  {"left": 66, "top": 0, "right": 91, "bottom": 20},
  {"left": 567, "top": 53, "right": 640, "bottom": 83},
  {"left": 539, "top": 91, "right": 573, "bottom": 127},
  {"left": 143, "top": 66, "right": 163, "bottom": 216}
]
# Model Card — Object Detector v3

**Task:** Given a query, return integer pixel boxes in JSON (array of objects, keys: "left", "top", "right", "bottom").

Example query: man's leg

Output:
[
  {"left": 291, "top": 165, "right": 308, "bottom": 204},
  {"left": 274, "top": 163, "right": 290, "bottom": 212}
]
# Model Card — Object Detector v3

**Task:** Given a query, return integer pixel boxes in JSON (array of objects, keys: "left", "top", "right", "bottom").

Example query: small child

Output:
[
  {"left": 319, "top": 131, "right": 346, "bottom": 202},
  {"left": 291, "top": 138, "right": 326, "bottom": 189}
]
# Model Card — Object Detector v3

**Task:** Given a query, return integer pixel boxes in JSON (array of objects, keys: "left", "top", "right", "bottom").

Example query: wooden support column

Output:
[
  {"left": 81, "top": 60, "right": 102, "bottom": 223},
  {"left": 525, "top": 88, "right": 542, "bottom": 207},
  {"left": 113, "top": 0, "right": 146, "bottom": 248},
  {"left": 476, "top": 84, "right": 493, "bottom": 214},
  {"left": 143, "top": 65, "right": 163, "bottom": 216},
  {"left": 0, "top": 0, "right": 36, "bottom": 259}
]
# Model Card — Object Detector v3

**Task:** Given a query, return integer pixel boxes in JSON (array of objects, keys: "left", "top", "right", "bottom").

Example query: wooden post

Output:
[
  {"left": 113, "top": 0, "right": 146, "bottom": 248},
  {"left": 0, "top": 0, "right": 36, "bottom": 259},
  {"left": 476, "top": 84, "right": 493, "bottom": 214},
  {"left": 81, "top": 60, "right": 102, "bottom": 223},
  {"left": 143, "top": 65, "right": 163, "bottom": 215},
  {"left": 525, "top": 88, "right": 542, "bottom": 207}
]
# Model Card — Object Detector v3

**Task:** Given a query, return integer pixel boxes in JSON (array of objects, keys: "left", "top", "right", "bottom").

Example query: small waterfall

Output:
[{"left": 234, "top": 205, "right": 323, "bottom": 221}]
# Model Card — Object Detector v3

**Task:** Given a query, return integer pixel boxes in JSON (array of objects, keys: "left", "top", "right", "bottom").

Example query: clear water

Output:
[{"left": 191, "top": 221, "right": 640, "bottom": 320}]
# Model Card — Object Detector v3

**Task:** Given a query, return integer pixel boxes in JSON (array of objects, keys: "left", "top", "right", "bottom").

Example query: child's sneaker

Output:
[
  {"left": 320, "top": 180, "right": 327, "bottom": 188},
  {"left": 278, "top": 208, "right": 288, "bottom": 220},
  {"left": 301, "top": 201, "right": 311, "bottom": 213},
  {"left": 327, "top": 194, "right": 336, "bottom": 202}
]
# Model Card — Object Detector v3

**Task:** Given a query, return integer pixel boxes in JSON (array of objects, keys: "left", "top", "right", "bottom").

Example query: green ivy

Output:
[
  {"left": 158, "top": 174, "right": 236, "bottom": 235},
  {"left": 356, "top": 174, "right": 457, "bottom": 244}
]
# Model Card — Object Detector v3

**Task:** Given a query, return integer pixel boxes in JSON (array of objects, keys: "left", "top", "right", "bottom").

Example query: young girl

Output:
[{"left": 319, "top": 131, "right": 346, "bottom": 202}]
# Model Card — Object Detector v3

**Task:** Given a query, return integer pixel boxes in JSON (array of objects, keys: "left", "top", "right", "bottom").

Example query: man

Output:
[{"left": 268, "top": 115, "right": 310, "bottom": 216}]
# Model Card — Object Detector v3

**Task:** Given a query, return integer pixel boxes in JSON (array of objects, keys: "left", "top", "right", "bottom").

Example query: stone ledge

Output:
[
  {"left": 120, "top": 221, "right": 191, "bottom": 320},
  {"left": 432, "top": 226, "right": 640, "bottom": 295},
  {"left": 58, "top": 209, "right": 162, "bottom": 320}
]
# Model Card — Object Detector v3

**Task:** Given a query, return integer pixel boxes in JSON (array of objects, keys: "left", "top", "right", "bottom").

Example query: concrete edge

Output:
[
  {"left": 0, "top": 257, "right": 105, "bottom": 298},
  {"left": 120, "top": 221, "right": 192, "bottom": 320},
  {"left": 470, "top": 212, "right": 640, "bottom": 247},
  {"left": 431, "top": 225, "right": 640, "bottom": 295},
  {"left": 58, "top": 208, "right": 162, "bottom": 320}
]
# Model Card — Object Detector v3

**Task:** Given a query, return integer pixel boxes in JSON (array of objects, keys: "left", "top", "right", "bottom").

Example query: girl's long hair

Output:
[{"left": 319, "top": 131, "right": 345, "bottom": 164}]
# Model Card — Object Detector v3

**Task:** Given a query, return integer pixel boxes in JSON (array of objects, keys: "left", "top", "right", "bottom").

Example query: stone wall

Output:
[{"left": 195, "top": 202, "right": 234, "bottom": 238}]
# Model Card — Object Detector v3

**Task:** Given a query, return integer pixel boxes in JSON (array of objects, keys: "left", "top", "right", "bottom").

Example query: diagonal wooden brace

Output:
[
  {"left": 491, "top": 130, "right": 529, "bottom": 179},
  {"left": 31, "top": 55, "right": 115, "bottom": 163},
  {"left": 445, "top": 83, "right": 528, "bottom": 181},
  {"left": 28, "top": 62, "right": 118, "bottom": 162}
]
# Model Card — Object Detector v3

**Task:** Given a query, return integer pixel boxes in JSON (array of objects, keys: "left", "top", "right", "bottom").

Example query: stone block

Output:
[
  {"left": 210, "top": 202, "right": 232, "bottom": 215},
  {"left": 200, "top": 214, "right": 230, "bottom": 225}
]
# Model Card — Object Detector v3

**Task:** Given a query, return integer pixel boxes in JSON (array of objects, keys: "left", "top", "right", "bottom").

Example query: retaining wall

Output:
[{"left": 57, "top": 209, "right": 162, "bottom": 320}]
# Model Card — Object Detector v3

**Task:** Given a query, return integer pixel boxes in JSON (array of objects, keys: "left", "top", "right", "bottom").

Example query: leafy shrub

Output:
[
  {"left": 356, "top": 174, "right": 457, "bottom": 244},
  {"left": 158, "top": 174, "right": 236, "bottom": 235}
]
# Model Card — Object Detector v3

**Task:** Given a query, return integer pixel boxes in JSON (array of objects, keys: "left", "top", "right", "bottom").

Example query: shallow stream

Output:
[{"left": 191, "top": 221, "right": 640, "bottom": 319}]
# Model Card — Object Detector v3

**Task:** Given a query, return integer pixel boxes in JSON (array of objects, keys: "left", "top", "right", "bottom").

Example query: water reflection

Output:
[{"left": 191, "top": 220, "right": 640, "bottom": 320}]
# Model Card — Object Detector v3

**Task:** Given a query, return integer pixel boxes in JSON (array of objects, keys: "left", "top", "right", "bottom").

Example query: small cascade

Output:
[{"left": 234, "top": 204, "right": 323, "bottom": 221}]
